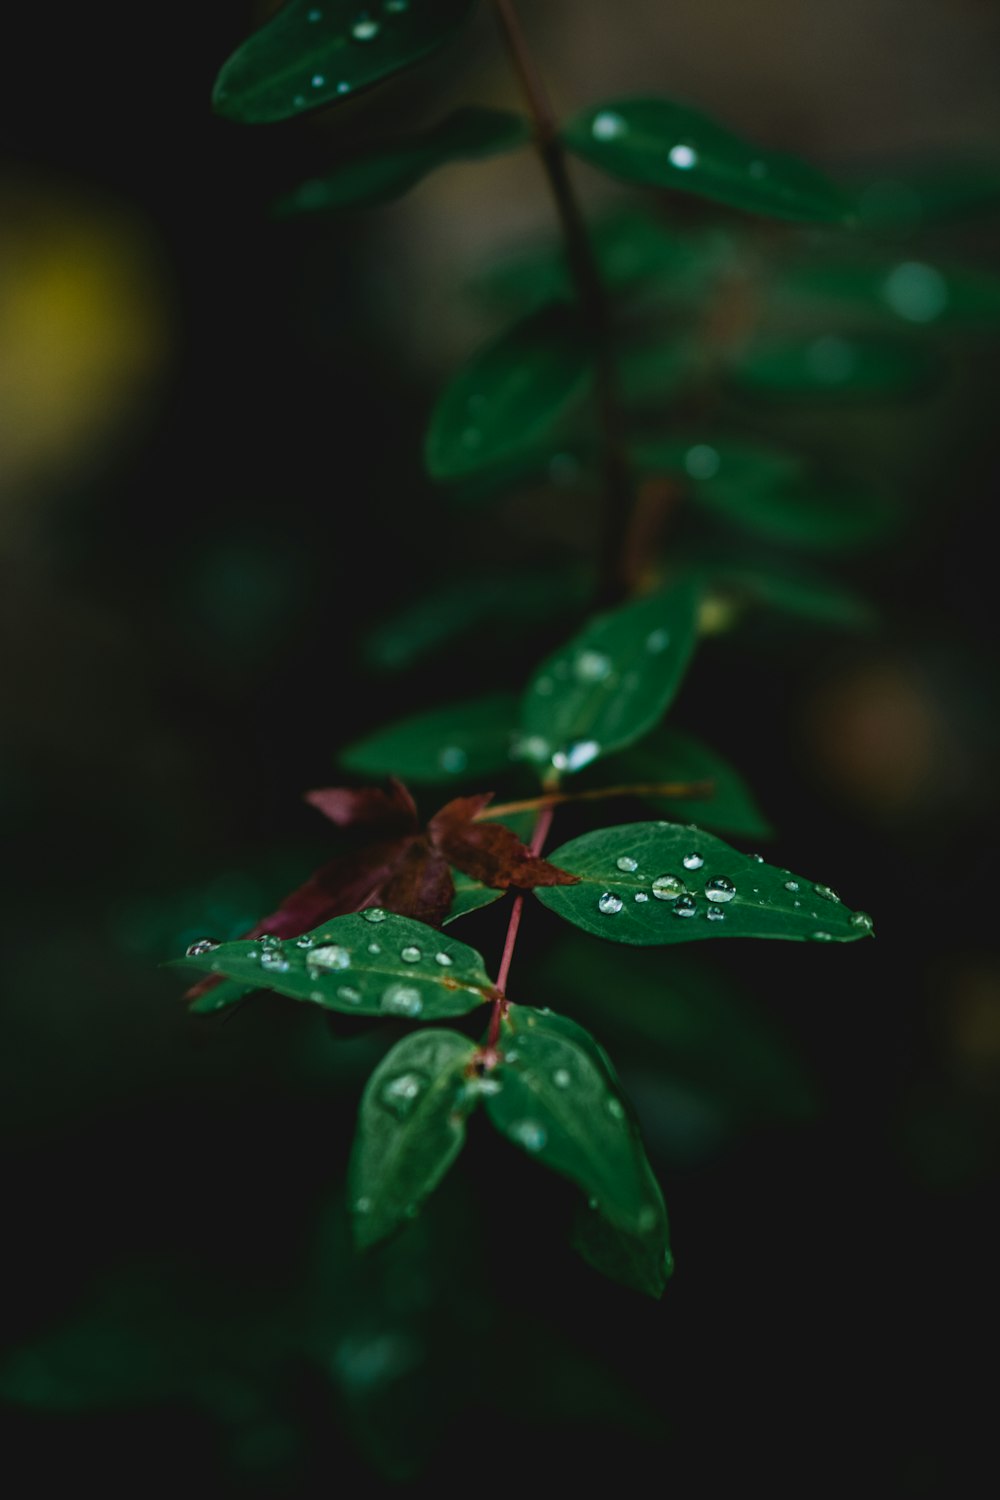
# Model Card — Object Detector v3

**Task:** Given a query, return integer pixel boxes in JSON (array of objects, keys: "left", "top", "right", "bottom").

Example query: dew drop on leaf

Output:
[
  {"left": 380, "top": 1070, "right": 425, "bottom": 1118},
  {"left": 673, "top": 895, "right": 698, "bottom": 917},
  {"left": 682, "top": 852, "right": 704, "bottom": 871},
  {"left": 616, "top": 855, "right": 638, "bottom": 872},
  {"left": 434, "top": 951, "right": 453, "bottom": 967},
  {"left": 784, "top": 880, "right": 800, "bottom": 892},
  {"left": 367, "top": 941, "right": 381, "bottom": 954},
  {"left": 363, "top": 908, "right": 387, "bottom": 923},
  {"left": 380, "top": 983, "right": 423, "bottom": 1017},
  {"left": 552, "top": 1068, "right": 571, "bottom": 1089},
  {"left": 706, "top": 906, "right": 725, "bottom": 922},
  {"left": 295, "top": 934, "right": 316, "bottom": 949},
  {"left": 814, "top": 884, "right": 841, "bottom": 903},
  {"left": 810, "top": 931, "right": 834, "bottom": 943},
  {"left": 850, "top": 911, "right": 874, "bottom": 932},
  {"left": 511, "top": 1120, "right": 547, "bottom": 1152},
  {"left": 606, "top": 1097, "right": 625, "bottom": 1119},
  {"left": 186, "top": 939, "right": 218, "bottom": 957},
  {"left": 400, "top": 945, "right": 422, "bottom": 964},
  {"left": 634, "top": 891, "right": 649, "bottom": 903},
  {"left": 598, "top": 891, "right": 624, "bottom": 914},
  {"left": 645, "top": 627, "right": 670, "bottom": 653},
  {"left": 260, "top": 949, "right": 291, "bottom": 972},
  {"left": 351, "top": 15, "right": 380, "bottom": 42},
  {"left": 652, "top": 874, "right": 686, "bottom": 901},
  {"left": 574, "top": 650, "right": 613, "bottom": 683},
  {"left": 705, "top": 876, "right": 737, "bottom": 903},
  {"left": 439, "top": 745, "right": 468, "bottom": 773},
  {"left": 591, "top": 110, "right": 627, "bottom": 141},
  {"left": 338, "top": 985, "right": 362, "bottom": 1004},
  {"left": 669, "top": 143, "right": 698, "bottom": 169},
  {"left": 307, "top": 945, "right": 351, "bottom": 974}
]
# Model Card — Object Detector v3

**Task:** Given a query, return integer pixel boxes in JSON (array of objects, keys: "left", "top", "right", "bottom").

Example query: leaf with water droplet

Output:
[
  {"left": 212, "top": 0, "right": 477, "bottom": 124},
  {"left": 176, "top": 912, "right": 495, "bottom": 1018},
  {"left": 485, "top": 1007, "right": 663, "bottom": 1238},
  {"left": 563, "top": 97, "right": 851, "bottom": 224},
  {"left": 534, "top": 823, "right": 874, "bottom": 946},
  {"left": 571, "top": 1160, "right": 672, "bottom": 1299},
  {"left": 187, "top": 975, "right": 255, "bottom": 1017},
  {"left": 587, "top": 726, "right": 773, "bottom": 840},
  {"left": 518, "top": 577, "right": 701, "bottom": 777},
  {"left": 424, "top": 303, "right": 593, "bottom": 481},
  {"left": 769, "top": 252, "right": 1000, "bottom": 329},
  {"left": 276, "top": 107, "right": 529, "bottom": 214},
  {"left": 632, "top": 436, "right": 895, "bottom": 551},
  {"left": 341, "top": 694, "right": 518, "bottom": 784},
  {"left": 348, "top": 1028, "right": 480, "bottom": 1249}
]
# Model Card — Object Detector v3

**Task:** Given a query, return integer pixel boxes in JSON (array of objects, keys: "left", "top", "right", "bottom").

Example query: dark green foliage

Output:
[
  {"left": 341, "top": 693, "right": 518, "bottom": 782},
  {"left": 595, "top": 727, "right": 774, "bottom": 839}
]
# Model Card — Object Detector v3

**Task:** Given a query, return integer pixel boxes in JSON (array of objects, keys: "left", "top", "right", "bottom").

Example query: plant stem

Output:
[
  {"left": 484, "top": 801, "right": 555, "bottom": 1059},
  {"left": 478, "top": 779, "right": 715, "bottom": 822},
  {"left": 491, "top": 0, "right": 632, "bottom": 601}
]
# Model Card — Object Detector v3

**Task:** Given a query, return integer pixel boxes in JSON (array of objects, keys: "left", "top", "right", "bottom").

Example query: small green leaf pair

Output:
[{"left": 349, "top": 1007, "right": 673, "bottom": 1298}]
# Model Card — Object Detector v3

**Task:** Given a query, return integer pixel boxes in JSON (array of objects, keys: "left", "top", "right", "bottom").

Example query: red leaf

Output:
[
  {"left": 379, "top": 838, "right": 455, "bottom": 929},
  {"left": 304, "top": 777, "right": 417, "bottom": 834},
  {"left": 428, "top": 797, "right": 578, "bottom": 891}
]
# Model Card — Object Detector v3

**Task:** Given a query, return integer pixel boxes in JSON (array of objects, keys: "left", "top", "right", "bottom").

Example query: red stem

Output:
[{"left": 484, "top": 802, "right": 555, "bottom": 1058}]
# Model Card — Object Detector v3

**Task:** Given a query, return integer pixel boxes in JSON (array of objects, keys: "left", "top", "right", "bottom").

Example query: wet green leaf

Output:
[
  {"left": 598, "top": 726, "right": 773, "bottom": 840},
  {"left": 349, "top": 1028, "right": 480, "bottom": 1248},
  {"left": 341, "top": 693, "right": 517, "bottom": 783},
  {"left": 563, "top": 98, "right": 851, "bottom": 224},
  {"left": 188, "top": 975, "right": 255, "bottom": 1016},
  {"left": 486, "top": 1007, "right": 664, "bottom": 1237},
  {"left": 729, "top": 332, "right": 940, "bottom": 398},
  {"left": 633, "top": 436, "right": 894, "bottom": 550},
  {"left": 771, "top": 254, "right": 1000, "bottom": 329},
  {"left": 276, "top": 107, "right": 528, "bottom": 214},
  {"left": 425, "top": 304, "right": 593, "bottom": 480},
  {"left": 517, "top": 578, "right": 701, "bottom": 776},
  {"left": 571, "top": 1163, "right": 672, "bottom": 1298},
  {"left": 176, "top": 912, "right": 495, "bottom": 1018},
  {"left": 362, "top": 567, "right": 591, "bottom": 671},
  {"left": 213, "top": 0, "right": 477, "bottom": 124},
  {"left": 534, "top": 822, "right": 874, "bottom": 945}
]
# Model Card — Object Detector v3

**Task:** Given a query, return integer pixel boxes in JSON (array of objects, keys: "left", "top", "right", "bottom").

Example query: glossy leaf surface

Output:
[
  {"left": 534, "top": 822, "right": 874, "bottom": 945},
  {"left": 341, "top": 694, "right": 517, "bottom": 783},
  {"left": 564, "top": 98, "right": 850, "bottom": 223},
  {"left": 486, "top": 1007, "right": 663, "bottom": 1234},
  {"left": 349, "top": 1028, "right": 479, "bottom": 1248},
  {"left": 213, "top": 0, "right": 477, "bottom": 124},
  {"left": 178, "top": 911, "right": 495, "bottom": 1018},
  {"left": 518, "top": 579, "right": 701, "bottom": 776},
  {"left": 425, "top": 304, "right": 593, "bottom": 480},
  {"left": 572, "top": 1163, "right": 672, "bottom": 1298},
  {"left": 277, "top": 107, "right": 528, "bottom": 214}
]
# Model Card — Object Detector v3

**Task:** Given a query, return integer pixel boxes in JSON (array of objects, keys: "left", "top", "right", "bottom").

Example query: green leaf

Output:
[
  {"left": 362, "top": 567, "right": 591, "bottom": 671},
  {"left": 517, "top": 578, "right": 701, "bottom": 776},
  {"left": 341, "top": 693, "right": 517, "bottom": 783},
  {"left": 486, "top": 1007, "right": 664, "bottom": 1236},
  {"left": 770, "top": 254, "right": 1000, "bottom": 329},
  {"left": 632, "top": 436, "right": 894, "bottom": 550},
  {"left": 701, "top": 559, "right": 875, "bottom": 630},
  {"left": 534, "top": 822, "right": 874, "bottom": 945},
  {"left": 729, "top": 332, "right": 940, "bottom": 398},
  {"left": 213, "top": 0, "right": 477, "bottom": 124},
  {"left": 176, "top": 911, "right": 495, "bottom": 1018},
  {"left": 348, "top": 1028, "right": 480, "bottom": 1248},
  {"left": 598, "top": 726, "right": 774, "bottom": 840},
  {"left": 571, "top": 1164, "right": 672, "bottom": 1299},
  {"left": 852, "top": 163, "right": 1000, "bottom": 230},
  {"left": 563, "top": 98, "right": 851, "bottom": 224},
  {"left": 276, "top": 107, "right": 528, "bottom": 215},
  {"left": 425, "top": 304, "right": 593, "bottom": 480},
  {"left": 188, "top": 975, "right": 254, "bottom": 1016}
]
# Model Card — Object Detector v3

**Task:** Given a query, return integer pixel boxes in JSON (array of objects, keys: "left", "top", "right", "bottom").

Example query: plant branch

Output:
[
  {"left": 491, "top": 0, "right": 632, "bottom": 601},
  {"left": 478, "top": 779, "right": 715, "bottom": 822},
  {"left": 484, "top": 801, "right": 555, "bottom": 1060}
]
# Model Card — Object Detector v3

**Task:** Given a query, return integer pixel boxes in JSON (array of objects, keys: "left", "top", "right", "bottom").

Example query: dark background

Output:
[{"left": 2, "top": 2, "right": 998, "bottom": 1492}]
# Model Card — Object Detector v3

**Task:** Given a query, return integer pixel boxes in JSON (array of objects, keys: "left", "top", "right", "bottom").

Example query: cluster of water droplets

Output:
[
  {"left": 594, "top": 852, "right": 741, "bottom": 923},
  {"left": 379, "top": 1066, "right": 428, "bottom": 1120}
]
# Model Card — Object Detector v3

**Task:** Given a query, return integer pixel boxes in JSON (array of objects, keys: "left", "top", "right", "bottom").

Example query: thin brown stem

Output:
[
  {"left": 491, "top": 0, "right": 632, "bottom": 602},
  {"left": 483, "top": 801, "right": 555, "bottom": 1063},
  {"left": 478, "top": 780, "right": 715, "bottom": 822}
]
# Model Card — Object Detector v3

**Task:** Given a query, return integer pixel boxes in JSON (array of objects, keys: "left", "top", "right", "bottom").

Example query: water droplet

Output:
[
  {"left": 806, "top": 334, "right": 854, "bottom": 384},
  {"left": 474, "top": 1077, "right": 501, "bottom": 1097},
  {"left": 384, "top": 0, "right": 409, "bottom": 11},
  {"left": 814, "top": 884, "right": 841, "bottom": 903},
  {"left": 705, "top": 876, "right": 736, "bottom": 903},
  {"left": 260, "top": 949, "right": 290, "bottom": 973},
  {"left": 293, "top": 93, "right": 306, "bottom": 108},
  {"left": 810, "top": 931, "right": 834, "bottom": 943},
  {"left": 883, "top": 260, "right": 948, "bottom": 323},
  {"left": 574, "top": 649, "right": 613, "bottom": 683},
  {"left": 784, "top": 880, "right": 800, "bottom": 892},
  {"left": 439, "top": 745, "right": 467, "bottom": 773},
  {"left": 311, "top": 73, "right": 326, "bottom": 87},
  {"left": 354, "top": 1197, "right": 372, "bottom": 1214},
  {"left": 260, "top": 933, "right": 281, "bottom": 949},
  {"left": 751, "top": 853, "right": 764, "bottom": 864},
  {"left": 338, "top": 985, "right": 362, "bottom": 1004},
  {"left": 380, "top": 983, "right": 423, "bottom": 1017},
  {"left": 186, "top": 939, "right": 218, "bottom": 957},
  {"left": 552, "top": 739, "right": 600, "bottom": 772},
  {"left": 434, "top": 951, "right": 453, "bottom": 967},
  {"left": 295, "top": 934, "right": 316, "bottom": 949},
  {"left": 400, "top": 945, "right": 421, "bottom": 963},
  {"left": 351, "top": 15, "right": 380, "bottom": 42},
  {"left": 682, "top": 852, "right": 704, "bottom": 871},
  {"left": 706, "top": 906, "right": 725, "bottom": 922},
  {"left": 849, "top": 910, "right": 873, "bottom": 933},
  {"left": 668, "top": 143, "right": 698, "bottom": 170},
  {"left": 673, "top": 895, "right": 698, "bottom": 917},
  {"left": 634, "top": 891, "right": 649, "bottom": 903},
  {"left": 511, "top": 1120, "right": 547, "bottom": 1152},
  {"left": 307, "top": 6, "right": 322, "bottom": 19},
  {"left": 307, "top": 944, "right": 351, "bottom": 974},
  {"left": 552, "top": 1068, "right": 571, "bottom": 1089},
  {"left": 534, "top": 676, "right": 554, "bottom": 696},
  {"left": 652, "top": 874, "right": 686, "bottom": 901},
  {"left": 606, "top": 1097, "right": 625, "bottom": 1119},
  {"left": 645, "top": 627, "right": 670, "bottom": 653},
  {"left": 616, "top": 855, "right": 638, "bottom": 873},
  {"left": 591, "top": 110, "right": 627, "bottom": 141},
  {"left": 363, "top": 908, "right": 387, "bottom": 923},
  {"left": 513, "top": 733, "right": 551, "bottom": 762},
  {"left": 380, "top": 1070, "right": 424, "bottom": 1118},
  {"left": 598, "top": 891, "right": 624, "bottom": 915},
  {"left": 367, "top": 941, "right": 381, "bottom": 954},
  {"left": 336, "top": 81, "right": 350, "bottom": 94},
  {"left": 684, "top": 443, "right": 720, "bottom": 480}
]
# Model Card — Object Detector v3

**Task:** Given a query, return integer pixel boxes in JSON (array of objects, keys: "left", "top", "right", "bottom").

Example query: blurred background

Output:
[{"left": 2, "top": 1, "right": 999, "bottom": 1492}]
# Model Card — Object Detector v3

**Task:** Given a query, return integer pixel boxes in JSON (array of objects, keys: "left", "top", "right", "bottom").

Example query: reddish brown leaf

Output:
[
  {"left": 428, "top": 797, "right": 578, "bottom": 891},
  {"left": 379, "top": 837, "right": 455, "bottom": 929},
  {"left": 305, "top": 776, "right": 417, "bottom": 834}
]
